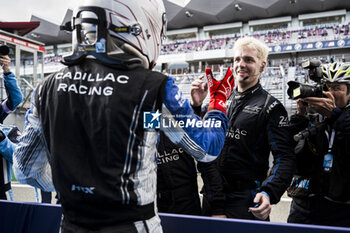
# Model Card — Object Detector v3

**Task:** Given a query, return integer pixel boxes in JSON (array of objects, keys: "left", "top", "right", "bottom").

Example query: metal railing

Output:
[{"left": 18, "top": 78, "right": 35, "bottom": 111}]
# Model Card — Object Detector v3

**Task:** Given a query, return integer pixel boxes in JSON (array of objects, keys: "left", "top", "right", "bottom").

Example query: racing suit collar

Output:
[{"left": 233, "top": 82, "right": 262, "bottom": 99}]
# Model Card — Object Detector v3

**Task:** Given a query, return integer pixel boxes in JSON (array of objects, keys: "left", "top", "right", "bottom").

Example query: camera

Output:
[
  {"left": 0, "top": 45, "right": 10, "bottom": 56},
  {"left": 287, "top": 59, "right": 325, "bottom": 100}
]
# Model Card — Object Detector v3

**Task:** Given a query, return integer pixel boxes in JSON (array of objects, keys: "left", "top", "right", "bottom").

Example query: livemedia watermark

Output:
[{"left": 143, "top": 110, "right": 222, "bottom": 130}]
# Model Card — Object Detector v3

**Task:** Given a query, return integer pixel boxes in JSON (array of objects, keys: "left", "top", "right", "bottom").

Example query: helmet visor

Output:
[{"left": 78, "top": 11, "right": 98, "bottom": 45}]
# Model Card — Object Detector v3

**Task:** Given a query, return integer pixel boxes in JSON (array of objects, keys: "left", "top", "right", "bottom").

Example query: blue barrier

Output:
[
  {"left": 0, "top": 200, "right": 349, "bottom": 233},
  {"left": 160, "top": 213, "right": 350, "bottom": 233},
  {"left": 0, "top": 200, "right": 62, "bottom": 233}
]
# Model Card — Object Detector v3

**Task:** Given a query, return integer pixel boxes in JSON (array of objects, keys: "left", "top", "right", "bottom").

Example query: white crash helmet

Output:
[{"left": 62, "top": 0, "right": 167, "bottom": 69}]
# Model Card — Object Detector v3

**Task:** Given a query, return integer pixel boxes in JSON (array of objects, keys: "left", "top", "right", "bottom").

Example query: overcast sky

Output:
[{"left": 0, "top": 0, "right": 84, "bottom": 24}]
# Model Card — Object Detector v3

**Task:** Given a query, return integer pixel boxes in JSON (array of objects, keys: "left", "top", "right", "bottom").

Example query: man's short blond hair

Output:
[{"left": 233, "top": 37, "right": 269, "bottom": 63}]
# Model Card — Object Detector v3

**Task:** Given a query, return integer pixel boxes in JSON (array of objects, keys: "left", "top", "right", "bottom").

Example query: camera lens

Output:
[{"left": 287, "top": 81, "right": 323, "bottom": 99}]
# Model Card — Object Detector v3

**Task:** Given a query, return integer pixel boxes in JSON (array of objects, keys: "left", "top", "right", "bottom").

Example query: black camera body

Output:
[
  {"left": 287, "top": 59, "right": 325, "bottom": 100},
  {"left": 0, "top": 45, "right": 10, "bottom": 56}
]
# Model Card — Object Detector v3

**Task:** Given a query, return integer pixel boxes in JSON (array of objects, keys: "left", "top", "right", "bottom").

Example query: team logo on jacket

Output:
[
  {"left": 71, "top": 184, "right": 95, "bottom": 194},
  {"left": 157, "top": 148, "right": 184, "bottom": 164},
  {"left": 278, "top": 116, "right": 289, "bottom": 127},
  {"left": 242, "top": 105, "right": 261, "bottom": 114},
  {"left": 144, "top": 110, "right": 161, "bottom": 129},
  {"left": 55, "top": 72, "right": 129, "bottom": 97},
  {"left": 226, "top": 127, "right": 247, "bottom": 139},
  {"left": 266, "top": 100, "right": 278, "bottom": 114}
]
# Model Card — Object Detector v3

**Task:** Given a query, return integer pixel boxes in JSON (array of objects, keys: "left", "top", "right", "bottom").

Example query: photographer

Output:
[
  {"left": 0, "top": 53, "right": 23, "bottom": 200},
  {"left": 287, "top": 62, "right": 350, "bottom": 227},
  {"left": 0, "top": 54, "right": 22, "bottom": 122}
]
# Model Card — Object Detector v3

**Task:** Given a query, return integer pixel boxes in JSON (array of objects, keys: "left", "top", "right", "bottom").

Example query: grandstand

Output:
[{"left": 6, "top": 1, "right": 347, "bottom": 117}]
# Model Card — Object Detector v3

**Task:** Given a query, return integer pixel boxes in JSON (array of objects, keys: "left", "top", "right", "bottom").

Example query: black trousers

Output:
[
  {"left": 202, "top": 189, "right": 269, "bottom": 221},
  {"left": 288, "top": 196, "right": 350, "bottom": 227},
  {"left": 40, "top": 190, "right": 52, "bottom": 203},
  {"left": 157, "top": 191, "right": 201, "bottom": 215},
  {"left": 60, "top": 217, "right": 141, "bottom": 233},
  {"left": 0, "top": 158, "right": 10, "bottom": 200}
]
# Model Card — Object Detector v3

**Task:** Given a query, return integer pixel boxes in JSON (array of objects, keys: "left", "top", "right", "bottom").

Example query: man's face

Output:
[
  {"left": 327, "top": 82, "right": 350, "bottom": 108},
  {"left": 233, "top": 47, "right": 265, "bottom": 91}
]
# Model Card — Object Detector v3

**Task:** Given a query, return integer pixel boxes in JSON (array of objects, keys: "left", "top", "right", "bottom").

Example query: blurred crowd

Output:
[{"left": 160, "top": 23, "right": 350, "bottom": 55}]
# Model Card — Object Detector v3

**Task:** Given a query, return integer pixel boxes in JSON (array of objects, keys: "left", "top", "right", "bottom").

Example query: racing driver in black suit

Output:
[{"left": 197, "top": 36, "right": 295, "bottom": 221}]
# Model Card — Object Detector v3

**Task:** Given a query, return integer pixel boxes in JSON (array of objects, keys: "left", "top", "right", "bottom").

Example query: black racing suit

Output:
[
  {"left": 36, "top": 60, "right": 168, "bottom": 230},
  {"left": 199, "top": 83, "right": 295, "bottom": 219},
  {"left": 14, "top": 59, "right": 228, "bottom": 232},
  {"left": 287, "top": 106, "right": 350, "bottom": 227},
  {"left": 157, "top": 131, "right": 201, "bottom": 215}
]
